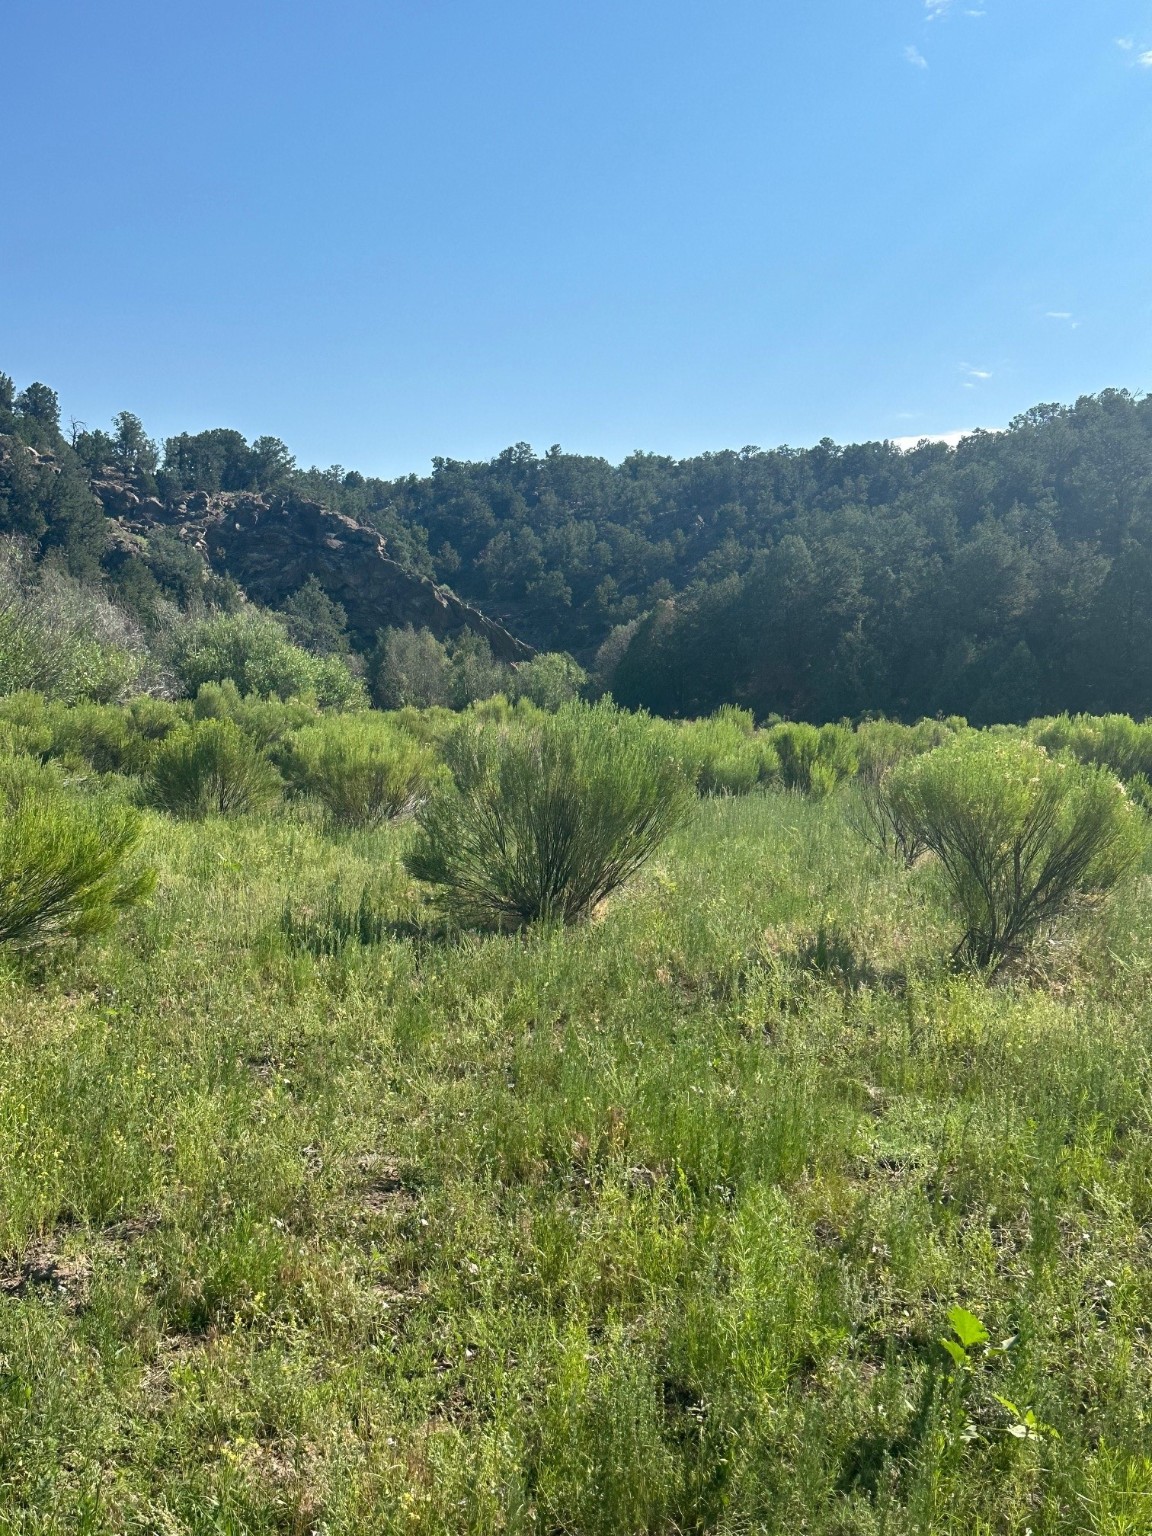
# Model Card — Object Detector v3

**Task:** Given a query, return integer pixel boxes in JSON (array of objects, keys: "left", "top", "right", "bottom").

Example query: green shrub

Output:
[
  {"left": 169, "top": 610, "right": 365, "bottom": 707},
  {"left": 0, "top": 751, "right": 67, "bottom": 806},
  {"left": 664, "top": 708, "right": 779, "bottom": 796},
  {"left": 769, "top": 722, "right": 857, "bottom": 796},
  {"left": 0, "top": 691, "right": 54, "bottom": 757},
  {"left": 192, "top": 680, "right": 319, "bottom": 752},
  {"left": 1030, "top": 713, "right": 1152, "bottom": 784},
  {"left": 885, "top": 735, "right": 1144, "bottom": 972},
  {"left": 41, "top": 701, "right": 141, "bottom": 775},
  {"left": 0, "top": 781, "right": 154, "bottom": 950},
  {"left": 511, "top": 652, "right": 588, "bottom": 710},
  {"left": 146, "top": 719, "right": 283, "bottom": 818},
  {"left": 850, "top": 717, "right": 965, "bottom": 863},
  {"left": 406, "top": 700, "right": 691, "bottom": 927},
  {"left": 283, "top": 713, "right": 438, "bottom": 827}
]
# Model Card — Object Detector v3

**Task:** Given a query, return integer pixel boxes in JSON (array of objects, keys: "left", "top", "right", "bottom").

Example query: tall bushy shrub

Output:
[
  {"left": 405, "top": 701, "right": 691, "bottom": 927},
  {"left": 664, "top": 708, "right": 779, "bottom": 796},
  {"left": 1030, "top": 713, "right": 1152, "bottom": 784},
  {"left": 0, "top": 761, "right": 154, "bottom": 949},
  {"left": 885, "top": 735, "right": 1143, "bottom": 972},
  {"left": 169, "top": 610, "right": 364, "bottom": 707},
  {"left": 769, "top": 722, "right": 857, "bottom": 796},
  {"left": 284, "top": 713, "right": 438, "bottom": 827},
  {"left": 0, "top": 545, "right": 147, "bottom": 702},
  {"left": 146, "top": 719, "right": 282, "bottom": 817},
  {"left": 850, "top": 717, "right": 966, "bottom": 864}
]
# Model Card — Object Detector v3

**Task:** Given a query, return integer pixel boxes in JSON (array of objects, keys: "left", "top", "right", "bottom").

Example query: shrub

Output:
[
  {"left": 192, "top": 680, "right": 319, "bottom": 752},
  {"left": 885, "top": 735, "right": 1144, "bottom": 972},
  {"left": 371, "top": 625, "right": 453, "bottom": 709},
  {"left": 769, "top": 722, "right": 857, "bottom": 796},
  {"left": 283, "top": 713, "right": 438, "bottom": 827},
  {"left": 1030, "top": 713, "right": 1152, "bottom": 784},
  {"left": 146, "top": 719, "right": 282, "bottom": 817},
  {"left": 664, "top": 708, "right": 779, "bottom": 796},
  {"left": 511, "top": 652, "right": 588, "bottom": 711},
  {"left": 405, "top": 700, "right": 691, "bottom": 927},
  {"left": 169, "top": 610, "right": 365, "bottom": 706},
  {"left": 850, "top": 718, "right": 965, "bottom": 864},
  {"left": 0, "top": 778, "right": 154, "bottom": 950},
  {"left": 0, "top": 546, "right": 147, "bottom": 702}
]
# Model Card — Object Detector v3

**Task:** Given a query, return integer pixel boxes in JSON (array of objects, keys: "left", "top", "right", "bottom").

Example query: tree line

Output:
[{"left": 3, "top": 369, "right": 1152, "bottom": 722}]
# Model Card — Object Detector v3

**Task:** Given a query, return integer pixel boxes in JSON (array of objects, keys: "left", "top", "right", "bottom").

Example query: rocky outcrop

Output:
[{"left": 93, "top": 477, "right": 532, "bottom": 660}]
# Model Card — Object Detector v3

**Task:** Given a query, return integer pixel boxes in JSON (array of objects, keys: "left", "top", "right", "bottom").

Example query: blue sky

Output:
[{"left": 2, "top": 0, "right": 1150, "bottom": 475}]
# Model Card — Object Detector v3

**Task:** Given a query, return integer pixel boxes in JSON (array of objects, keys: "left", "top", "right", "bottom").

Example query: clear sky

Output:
[{"left": 3, "top": 0, "right": 1150, "bottom": 476}]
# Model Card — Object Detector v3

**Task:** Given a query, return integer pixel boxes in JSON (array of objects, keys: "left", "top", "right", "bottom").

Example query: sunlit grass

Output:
[{"left": 0, "top": 789, "right": 1150, "bottom": 1530}]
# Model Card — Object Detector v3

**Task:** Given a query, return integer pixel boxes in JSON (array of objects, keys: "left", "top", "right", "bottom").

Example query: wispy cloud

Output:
[
  {"left": 1045, "top": 311, "right": 1081, "bottom": 329},
  {"left": 904, "top": 44, "right": 929, "bottom": 68},
  {"left": 925, "top": 0, "right": 953, "bottom": 18},
  {"left": 1117, "top": 37, "right": 1134, "bottom": 51},
  {"left": 1139, "top": 50, "right": 1152, "bottom": 67},
  {"left": 892, "top": 429, "right": 988, "bottom": 451},
  {"left": 962, "top": 365, "right": 992, "bottom": 382}
]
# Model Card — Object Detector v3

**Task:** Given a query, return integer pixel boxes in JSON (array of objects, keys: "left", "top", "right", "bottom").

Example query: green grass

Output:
[{"left": 1, "top": 788, "right": 1151, "bottom": 1531}]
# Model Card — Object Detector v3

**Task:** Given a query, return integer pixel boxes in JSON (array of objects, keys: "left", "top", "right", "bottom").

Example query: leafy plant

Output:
[
  {"left": 168, "top": 610, "right": 364, "bottom": 706},
  {"left": 885, "top": 735, "right": 1144, "bottom": 972},
  {"left": 405, "top": 700, "right": 691, "bottom": 927},
  {"left": 145, "top": 718, "right": 283, "bottom": 817}
]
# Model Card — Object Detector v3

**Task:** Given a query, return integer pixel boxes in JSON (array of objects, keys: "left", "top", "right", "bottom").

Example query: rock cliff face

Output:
[{"left": 93, "top": 477, "right": 532, "bottom": 660}]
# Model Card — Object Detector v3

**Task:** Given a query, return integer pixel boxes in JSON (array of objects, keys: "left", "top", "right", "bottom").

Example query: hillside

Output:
[{"left": 4, "top": 370, "right": 1152, "bottom": 721}]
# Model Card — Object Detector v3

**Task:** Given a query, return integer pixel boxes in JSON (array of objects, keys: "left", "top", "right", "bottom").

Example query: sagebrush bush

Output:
[
  {"left": 405, "top": 700, "right": 691, "bottom": 926},
  {"left": 0, "top": 778, "right": 154, "bottom": 949},
  {"left": 769, "top": 722, "right": 857, "bottom": 796},
  {"left": 885, "top": 734, "right": 1144, "bottom": 971},
  {"left": 146, "top": 719, "right": 282, "bottom": 817},
  {"left": 283, "top": 713, "right": 438, "bottom": 827}
]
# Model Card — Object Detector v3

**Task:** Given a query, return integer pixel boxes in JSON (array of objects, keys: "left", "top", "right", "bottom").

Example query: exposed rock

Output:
[{"left": 91, "top": 475, "right": 532, "bottom": 660}]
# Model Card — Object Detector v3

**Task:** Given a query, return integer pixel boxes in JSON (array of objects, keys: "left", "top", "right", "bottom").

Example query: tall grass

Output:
[{"left": 0, "top": 704, "right": 1150, "bottom": 1529}]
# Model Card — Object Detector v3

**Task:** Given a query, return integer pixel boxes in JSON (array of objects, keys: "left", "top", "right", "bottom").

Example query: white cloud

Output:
[
  {"left": 904, "top": 44, "right": 929, "bottom": 68},
  {"left": 892, "top": 430, "right": 987, "bottom": 451},
  {"left": 925, "top": 0, "right": 952, "bottom": 17},
  {"left": 1045, "top": 310, "right": 1081, "bottom": 329},
  {"left": 1117, "top": 37, "right": 1135, "bottom": 51},
  {"left": 962, "top": 365, "right": 992, "bottom": 381},
  {"left": 1139, "top": 50, "right": 1152, "bottom": 67}
]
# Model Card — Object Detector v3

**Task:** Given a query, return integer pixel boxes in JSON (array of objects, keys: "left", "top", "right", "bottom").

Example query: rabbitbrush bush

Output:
[
  {"left": 284, "top": 712, "right": 438, "bottom": 827},
  {"left": 768, "top": 721, "right": 857, "bottom": 797},
  {"left": 405, "top": 699, "right": 691, "bottom": 926},
  {"left": 885, "top": 733, "right": 1144, "bottom": 972},
  {"left": 0, "top": 759, "right": 154, "bottom": 949},
  {"left": 145, "top": 718, "right": 282, "bottom": 817},
  {"left": 664, "top": 707, "right": 779, "bottom": 796}
]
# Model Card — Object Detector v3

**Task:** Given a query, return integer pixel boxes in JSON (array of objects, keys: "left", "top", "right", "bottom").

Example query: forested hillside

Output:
[{"left": 4, "top": 369, "right": 1152, "bottom": 723}]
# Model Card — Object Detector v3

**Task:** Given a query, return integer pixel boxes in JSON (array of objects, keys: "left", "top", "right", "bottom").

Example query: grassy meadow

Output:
[{"left": 1, "top": 703, "right": 1152, "bottom": 1531}]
